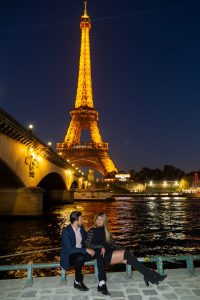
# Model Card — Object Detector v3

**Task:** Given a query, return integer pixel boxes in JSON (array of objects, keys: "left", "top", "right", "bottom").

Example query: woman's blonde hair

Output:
[{"left": 94, "top": 212, "right": 111, "bottom": 242}]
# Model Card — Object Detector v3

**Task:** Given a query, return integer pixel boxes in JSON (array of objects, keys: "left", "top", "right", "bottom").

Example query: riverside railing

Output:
[{"left": 0, "top": 254, "right": 200, "bottom": 287}]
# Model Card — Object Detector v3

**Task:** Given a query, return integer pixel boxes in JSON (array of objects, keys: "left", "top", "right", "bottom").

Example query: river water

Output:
[{"left": 0, "top": 196, "right": 200, "bottom": 278}]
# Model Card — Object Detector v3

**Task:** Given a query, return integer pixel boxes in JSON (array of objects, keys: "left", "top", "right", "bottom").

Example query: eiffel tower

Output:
[{"left": 57, "top": 1, "right": 118, "bottom": 177}]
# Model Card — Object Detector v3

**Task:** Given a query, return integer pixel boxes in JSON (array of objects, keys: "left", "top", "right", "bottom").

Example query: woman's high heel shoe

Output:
[
  {"left": 145, "top": 280, "right": 150, "bottom": 287},
  {"left": 144, "top": 273, "right": 167, "bottom": 286},
  {"left": 159, "top": 274, "right": 167, "bottom": 282}
]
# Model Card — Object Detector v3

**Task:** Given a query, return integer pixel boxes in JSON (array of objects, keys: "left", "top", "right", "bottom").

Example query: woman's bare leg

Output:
[{"left": 110, "top": 250, "right": 127, "bottom": 265}]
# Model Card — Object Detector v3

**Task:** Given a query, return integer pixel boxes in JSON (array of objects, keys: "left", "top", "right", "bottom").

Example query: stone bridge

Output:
[{"left": 0, "top": 107, "right": 88, "bottom": 216}]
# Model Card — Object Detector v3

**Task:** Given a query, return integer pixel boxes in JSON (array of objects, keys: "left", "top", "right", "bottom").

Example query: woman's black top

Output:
[{"left": 85, "top": 226, "right": 121, "bottom": 251}]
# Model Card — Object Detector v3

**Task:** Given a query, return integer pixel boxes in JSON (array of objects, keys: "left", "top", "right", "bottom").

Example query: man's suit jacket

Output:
[{"left": 60, "top": 224, "right": 87, "bottom": 271}]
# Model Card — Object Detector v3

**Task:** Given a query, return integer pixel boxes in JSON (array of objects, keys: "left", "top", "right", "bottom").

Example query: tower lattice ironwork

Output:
[{"left": 57, "top": 1, "right": 118, "bottom": 176}]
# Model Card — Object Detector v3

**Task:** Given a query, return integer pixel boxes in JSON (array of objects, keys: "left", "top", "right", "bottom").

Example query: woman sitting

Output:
[{"left": 85, "top": 211, "right": 167, "bottom": 295}]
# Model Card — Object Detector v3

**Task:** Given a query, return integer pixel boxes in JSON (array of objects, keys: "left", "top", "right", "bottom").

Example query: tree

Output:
[
  {"left": 162, "top": 165, "right": 185, "bottom": 180},
  {"left": 128, "top": 169, "right": 135, "bottom": 180}
]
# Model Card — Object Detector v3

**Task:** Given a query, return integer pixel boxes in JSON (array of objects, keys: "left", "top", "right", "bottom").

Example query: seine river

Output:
[{"left": 0, "top": 196, "right": 200, "bottom": 278}]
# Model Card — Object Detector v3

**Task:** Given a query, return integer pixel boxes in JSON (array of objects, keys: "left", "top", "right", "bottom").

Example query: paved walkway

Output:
[{"left": 0, "top": 268, "right": 200, "bottom": 300}]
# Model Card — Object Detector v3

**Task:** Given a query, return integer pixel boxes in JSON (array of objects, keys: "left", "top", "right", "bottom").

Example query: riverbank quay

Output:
[{"left": 0, "top": 268, "right": 200, "bottom": 300}]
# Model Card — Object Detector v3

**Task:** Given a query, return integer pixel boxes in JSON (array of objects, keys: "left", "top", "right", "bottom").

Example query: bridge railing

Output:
[{"left": 0, "top": 254, "right": 200, "bottom": 287}]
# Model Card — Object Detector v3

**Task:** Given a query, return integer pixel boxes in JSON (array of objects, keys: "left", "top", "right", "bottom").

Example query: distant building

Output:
[
  {"left": 115, "top": 171, "right": 130, "bottom": 182},
  {"left": 145, "top": 180, "right": 180, "bottom": 193}
]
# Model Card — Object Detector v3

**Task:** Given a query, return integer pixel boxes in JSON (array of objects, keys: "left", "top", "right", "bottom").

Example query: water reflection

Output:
[{"left": 0, "top": 197, "right": 200, "bottom": 278}]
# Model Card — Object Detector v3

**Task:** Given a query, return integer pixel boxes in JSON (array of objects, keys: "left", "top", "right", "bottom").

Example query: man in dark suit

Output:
[{"left": 60, "top": 210, "right": 105, "bottom": 291}]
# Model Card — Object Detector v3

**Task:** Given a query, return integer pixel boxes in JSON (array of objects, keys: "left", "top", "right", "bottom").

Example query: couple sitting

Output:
[{"left": 60, "top": 211, "right": 167, "bottom": 295}]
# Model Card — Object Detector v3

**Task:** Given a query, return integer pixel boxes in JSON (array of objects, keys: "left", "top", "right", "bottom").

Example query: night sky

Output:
[{"left": 1, "top": 0, "right": 200, "bottom": 174}]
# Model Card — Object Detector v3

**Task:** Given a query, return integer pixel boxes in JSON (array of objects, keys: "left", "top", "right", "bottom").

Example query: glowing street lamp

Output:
[
  {"left": 66, "top": 169, "right": 72, "bottom": 176},
  {"left": 28, "top": 124, "right": 34, "bottom": 132}
]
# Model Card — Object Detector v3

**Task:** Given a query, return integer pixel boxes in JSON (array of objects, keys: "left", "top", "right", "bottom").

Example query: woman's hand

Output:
[
  {"left": 101, "top": 247, "right": 106, "bottom": 257},
  {"left": 86, "top": 248, "right": 95, "bottom": 257}
]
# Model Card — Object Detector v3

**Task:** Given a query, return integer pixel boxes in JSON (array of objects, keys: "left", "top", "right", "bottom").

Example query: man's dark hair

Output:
[{"left": 70, "top": 211, "right": 82, "bottom": 223}]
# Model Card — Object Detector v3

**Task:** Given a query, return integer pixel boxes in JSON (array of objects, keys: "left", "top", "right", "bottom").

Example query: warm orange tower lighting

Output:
[{"left": 57, "top": 1, "right": 118, "bottom": 176}]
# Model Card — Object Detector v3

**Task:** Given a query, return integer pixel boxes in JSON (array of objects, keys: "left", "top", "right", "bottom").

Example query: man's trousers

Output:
[{"left": 69, "top": 252, "right": 106, "bottom": 282}]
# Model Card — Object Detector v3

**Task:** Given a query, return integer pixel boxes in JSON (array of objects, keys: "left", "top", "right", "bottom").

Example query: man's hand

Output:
[
  {"left": 86, "top": 248, "right": 95, "bottom": 257},
  {"left": 101, "top": 247, "right": 106, "bottom": 257}
]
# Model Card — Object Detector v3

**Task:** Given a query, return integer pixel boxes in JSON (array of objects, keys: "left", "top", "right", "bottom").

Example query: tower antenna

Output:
[{"left": 84, "top": 0, "right": 88, "bottom": 16}]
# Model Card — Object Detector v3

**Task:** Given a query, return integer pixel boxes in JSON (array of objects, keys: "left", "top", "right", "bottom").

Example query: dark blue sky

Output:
[{"left": 1, "top": 0, "right": 200, "bottom": 173}]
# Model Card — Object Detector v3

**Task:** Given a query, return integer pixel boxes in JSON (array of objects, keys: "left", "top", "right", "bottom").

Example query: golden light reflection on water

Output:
[{"left": 1, "top": 197, "right": 200, "bottom": 279}]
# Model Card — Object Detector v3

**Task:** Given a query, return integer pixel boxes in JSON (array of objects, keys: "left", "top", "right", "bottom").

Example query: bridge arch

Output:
[
  {"left": 37, "top": 172, "right": 66, "bottom": 190},
  {"left": 0, "top": 107, "right": 88, "bottom": 215},
  {"left": 0, "top": 159, "right": 25, "bottom": 188},
  {"left": 70, "top": 181, "right": 79, "bottom": 189}
]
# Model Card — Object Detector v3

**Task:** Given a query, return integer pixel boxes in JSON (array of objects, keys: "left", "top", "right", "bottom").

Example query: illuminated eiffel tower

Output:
[{"left": 57, "top": 1, "right": 118, "bottom": 177}]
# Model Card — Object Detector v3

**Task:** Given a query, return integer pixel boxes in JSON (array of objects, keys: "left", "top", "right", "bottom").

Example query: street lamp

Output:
[{"left": 28, "top": 124, "right": 34, "bottom": 132}]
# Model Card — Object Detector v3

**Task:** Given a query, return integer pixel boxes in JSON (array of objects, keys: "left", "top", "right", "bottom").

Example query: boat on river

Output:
[{"left": 74, "top": 189, "right": 114, "bottom": 201}]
